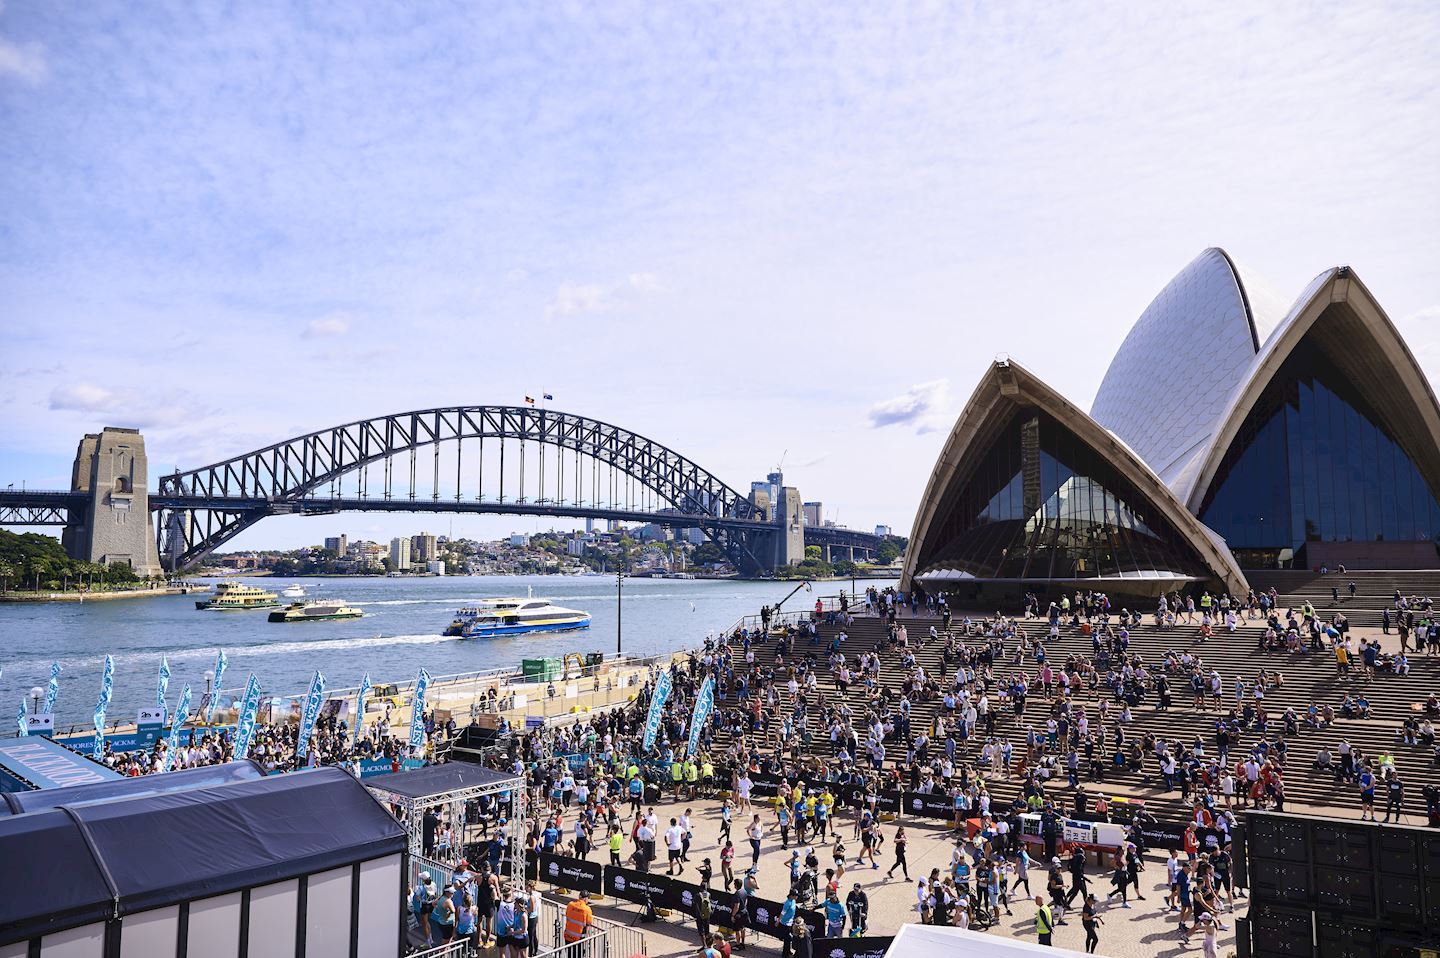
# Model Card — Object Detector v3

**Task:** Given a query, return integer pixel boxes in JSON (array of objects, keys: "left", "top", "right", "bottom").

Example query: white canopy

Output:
[{"left": 885, "top": 924, "right": 1090, "bottom": 958}]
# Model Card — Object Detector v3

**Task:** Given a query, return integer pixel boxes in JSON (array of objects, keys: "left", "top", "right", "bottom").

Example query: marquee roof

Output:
[{"left": 0, "top": 766, "right": 406, "bottom": 946}]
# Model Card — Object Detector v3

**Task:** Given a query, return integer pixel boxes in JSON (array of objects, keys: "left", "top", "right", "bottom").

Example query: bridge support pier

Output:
[{"left": 62, "top": 428, "right": 163, "bottom": 577}]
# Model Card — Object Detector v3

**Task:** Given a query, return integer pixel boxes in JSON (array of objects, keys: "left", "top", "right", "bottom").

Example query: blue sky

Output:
[{"left": 2, "top": 1, "right": 1438, "bottom": 549}]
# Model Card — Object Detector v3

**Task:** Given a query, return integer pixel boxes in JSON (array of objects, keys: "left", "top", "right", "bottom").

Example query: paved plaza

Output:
[{"left": 546, "top": 791, "right": 1242, "bottom": 958}]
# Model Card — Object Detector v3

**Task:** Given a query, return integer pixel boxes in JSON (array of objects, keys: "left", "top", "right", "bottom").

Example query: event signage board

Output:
[
  {"left": 537, "top": 852, "right": 605, "bottom": 894},
  {"left": 814, "top": 936, "right": 894, "bottom": 958},
  {"left": 0, "top": 736, "right": 120, "bottom": 789},
  {"left": 604, "top": 865, "right": 675, "bottom": 909},
  {"left": 24, "top": 714, "right": 54, "bottom": 737},
  {"left": 900, "top": 791, "right": 955, "bottom": 820}
]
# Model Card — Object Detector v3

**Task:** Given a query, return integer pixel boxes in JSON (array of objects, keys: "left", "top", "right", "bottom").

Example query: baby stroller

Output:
[{"left": 791, "top": 867, "right": 818, "bottom": 906}]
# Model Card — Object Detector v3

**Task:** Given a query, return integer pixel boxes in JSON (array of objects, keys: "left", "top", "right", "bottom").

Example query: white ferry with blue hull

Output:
[{"left": 447, "top": 597, "right": 591, "bottom": 638}]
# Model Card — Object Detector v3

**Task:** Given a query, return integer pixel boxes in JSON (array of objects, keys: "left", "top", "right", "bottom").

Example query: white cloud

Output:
[
  {"left": 49, "top": 382, "right": 116, "bottom": 413},
  {"left": 48, "top": 381, "right": 198, "bottom": 429},
  {"left": 544, "top": 273, "right": 662, "bottom": 319},
  {"left": 866, "top": 380, "right": 952, "bottom": 434},
  {"left": 303, "top": 314, "right": 351, "bottom": 338},
  {"left": 0, "top": 1, "right": 46, "bottom": 85}
]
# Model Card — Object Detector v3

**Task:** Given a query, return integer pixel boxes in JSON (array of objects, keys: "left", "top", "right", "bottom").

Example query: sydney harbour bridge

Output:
[{"left": 0, "top": 405, "right": 887, "bottom": 576}]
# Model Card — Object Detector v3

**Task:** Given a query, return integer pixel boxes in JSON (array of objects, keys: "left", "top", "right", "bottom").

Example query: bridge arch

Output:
[{"left": 156, "top": 406, "right": 765, "bottom": 571}]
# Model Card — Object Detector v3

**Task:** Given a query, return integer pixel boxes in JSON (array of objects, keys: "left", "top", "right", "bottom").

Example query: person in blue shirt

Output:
[
  {"left": 822, "top": 888, "right": 846, "bottom": 937},
  {"left": 541, "top": 821, "right": 560, "bottom": 851},
  {"left": 779, "top": 893, "right": 798, "bottom": 958}
]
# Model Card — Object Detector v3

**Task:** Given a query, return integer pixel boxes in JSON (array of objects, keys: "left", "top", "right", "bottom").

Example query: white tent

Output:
[{"left": 885, "top": 923, "right": 1091, "bottom": 958}]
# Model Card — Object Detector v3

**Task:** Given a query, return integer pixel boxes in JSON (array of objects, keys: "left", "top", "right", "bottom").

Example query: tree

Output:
[
  {"left": 690, "top": 542, "right": 727, "bottom": 566},
  {"left": 877, "top": 540, "right": 902, "bottom": 565},
  {"left": 804, "top": 545, "right": 823, "bottom": 561}
]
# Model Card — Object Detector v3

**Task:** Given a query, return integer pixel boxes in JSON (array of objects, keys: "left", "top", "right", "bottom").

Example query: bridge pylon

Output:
[{"left": 61, "top": 428, "right": 163, "bottom": 577}]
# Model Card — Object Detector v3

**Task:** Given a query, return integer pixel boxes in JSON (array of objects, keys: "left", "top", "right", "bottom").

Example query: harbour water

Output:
[{"left": 0, "top": 575, "right": 893, "bottom": 728}]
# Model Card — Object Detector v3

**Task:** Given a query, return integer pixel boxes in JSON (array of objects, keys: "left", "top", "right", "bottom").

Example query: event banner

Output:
[
  {"left": 161, "top": 683, "right": 192, "bottom": 773},
  {"left": 900, "top": 790, "right": 956, "bottom": 820},
  {"left": 43, "top": 662, "right": 61, "bottom": 716},
  {"left": 641, "top": 670, "right": 671, "bottom": 752},
  {"left": 207, "top": 650, "right": 229, "bottom": 723},
  {"left": 602, "top": 865, "right": 822, "bottom": 939},
  {"left": 685, "top": 675, "right": 714, "bottom": 758},
  {"left": 354, "top": 672, "right": 372, "bottom": 747},
  {"left": 232, "top": 673, "right": 263, "bottom": 760},
  {"left": 16, "top": 698, "right": 26, "bottom": 737},
  {"left": 295, "top": 670, "right": 326, "bottom": 760},
  {"left": 814, "top": 937, "right": 894, "bottom": 958},
  {"left": 91, "top": 654, "right": 114, "bottom": 759},
  {"left": 536, "top": 851, "right": 605, "bottom": 894},
  {"left": 409, "top": 668, "right": 430, "bottom": 755},
  {"left": 157, "top": 656, "right": 170, "bottom": 710}
]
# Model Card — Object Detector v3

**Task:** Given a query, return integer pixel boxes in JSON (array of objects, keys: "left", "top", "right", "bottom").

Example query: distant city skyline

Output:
[{"left": 2, "top": 3, "right": 1437, "bottom": 552}]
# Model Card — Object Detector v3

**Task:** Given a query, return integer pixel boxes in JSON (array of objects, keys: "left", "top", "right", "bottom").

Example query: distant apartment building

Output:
[
  {"left": 803, "top": 501, "right": 823, "bottom": 527},
  {"left": 508, "top": 534, "right": 530, "bottom": 548},
  {"left": 567, "top": 536, "right": 587, "bottom": 557},
  {"left": 411, "top": 532, "right": 438, "bottom": 563},
  {"left": 426, "top": 560, "right": 446, "bottom": 576},
  {"left": 874, "top": 525, "right": 892, "bottom": 537},
  {"left": 390, "top": 537, "right": 411, "bottom": 571},
  {"left": 323, "top": 535, "right": 347, "bottom": 555}
]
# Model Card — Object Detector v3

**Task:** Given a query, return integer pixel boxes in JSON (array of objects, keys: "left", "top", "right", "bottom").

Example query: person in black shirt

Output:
[
  {"left": 1081, "top": 893, "right": 1103, "bottom": 953},
  {"left": 1384, "top": 773, "right": 1405, "bottom": 823}
]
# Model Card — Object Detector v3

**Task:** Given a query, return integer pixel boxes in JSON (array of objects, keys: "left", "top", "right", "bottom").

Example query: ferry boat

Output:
[
  {"left": 195, "top": 582, "right": 280, "bottom": 611},
  {"left": 267, "top": 600, "right": 363, "bottom": 623},
  {"left": 451, "top": 597, "right": 591, "bottom": 638}
]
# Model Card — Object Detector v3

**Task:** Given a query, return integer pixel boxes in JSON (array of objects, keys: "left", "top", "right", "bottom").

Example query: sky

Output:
[{"left": 1, "top": 1, "right": 1438, "bottom": 550}]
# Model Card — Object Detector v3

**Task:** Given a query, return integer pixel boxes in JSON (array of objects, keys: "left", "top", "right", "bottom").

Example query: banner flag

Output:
[
  {"left": 16, "top": 698, "right": 26, "bottom": 737},
  {"left": 354, "top": 672, "right": 372, "bottom": 748},
  {"left": 207, "top": 650, "right": 228, "bottom": 723},
  {"left": 157, "top": 656, "right": 171, "bottom": 710},
  {"left": 44, "top": 661, "right": 62, "bottom": 715},
  {"left": 295, "top": 670, "right": 326, "bottom": 761},
  {"left": 641, "top": 669, "right": 672, "bottom": 751},
  {"left": 232, "top": 674, "right": 262, "bottom": 761},
  {"left": 92, "top": 654, "right": 114, "bottom": 759},
  {"left": 686, "top": 675, "right": 714, "bottom": 757},
  {"left": 408, "top": 668, "right": 430, "bottom": 756},
  {"left": 162, "top": 683, "right": 193, "bottom": 773}
]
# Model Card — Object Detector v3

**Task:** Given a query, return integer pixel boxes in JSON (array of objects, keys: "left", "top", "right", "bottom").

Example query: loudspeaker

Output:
[
  {"left": 1377, "top": 825, "right": 1424, "bottom": 928},
  {"left": 1311, "top": 821, "right": 1375, "bottom": 871},
  {"left": 1316, "top": 916, "right": 1379, "bottom": 958},
  {"left": 1252, "top": 856, "right": 1312, "bottom": 907},
  {"left": 1249, "top": 814, "right": 1309, "bottom": 864},
  {"left": 1250, "top": 904, "right": 1313, "bottom": 957},
  {"left": 1234, "top": 825, "right": 1250, "bottom": 889},
  {"left": 1314, "top": 865, "right": 1376, "bottom": 917},
  {"left": 1235, "top": 915, "right": 1252, "bottom": 958}
]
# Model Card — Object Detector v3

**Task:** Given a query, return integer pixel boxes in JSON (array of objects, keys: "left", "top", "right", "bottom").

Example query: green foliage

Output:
[
  {"left": 877, "top": 540, "right": 902, "bottom": 564},
  {"left": 804, "top": 544, "right": 823, "bottom": 561},
  {"left": 0, "top": 530, "right": 147, "bottom": 591}
]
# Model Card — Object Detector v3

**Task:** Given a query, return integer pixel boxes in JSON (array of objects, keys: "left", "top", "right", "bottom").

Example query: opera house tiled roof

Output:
[{"left": 901, "top": 249, "right": 1440, "bottom": 595}]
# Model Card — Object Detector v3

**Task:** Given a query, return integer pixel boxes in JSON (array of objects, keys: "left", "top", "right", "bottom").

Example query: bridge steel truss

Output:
[{"left": 155, "top": 406, "right": 772, "bottom": 573}]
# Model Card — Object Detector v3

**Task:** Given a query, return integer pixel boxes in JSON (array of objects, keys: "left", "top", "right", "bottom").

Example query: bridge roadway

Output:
[{"left": 0, "top": 489, "right": 882, "bottom": 557}]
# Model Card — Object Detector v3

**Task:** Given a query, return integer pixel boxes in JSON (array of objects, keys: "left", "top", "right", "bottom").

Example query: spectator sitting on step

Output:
[
  {"left": 1313, "top": 746, "right": 1335, "bottom": 775},
  {"left": 1398, "top": 718, "right": 1419, "bottom": 746}
]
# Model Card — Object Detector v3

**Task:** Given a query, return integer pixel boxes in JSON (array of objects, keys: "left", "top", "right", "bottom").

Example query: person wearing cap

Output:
[
  {"left": 845, "top": 882, "right": 869, "bottom": 935},
  {"left": 496, "top": 888, "right": 529, "bottom": 958},
  {"left": 409, "top": 872, "right": 435, "bottom": 945},
  {"left": 431, "top": 882, "right": 457, "bottom": 945},
  {"left": 563, "top": 890, "right": 593, "bottom": 944},
  {"left": 1198, "top": 911, "right": 1219, "bottom": 958}
]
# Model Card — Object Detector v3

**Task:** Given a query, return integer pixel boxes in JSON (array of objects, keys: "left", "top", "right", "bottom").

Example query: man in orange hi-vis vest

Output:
[{"left": 563, "top": 891, "right": 594, "bottom": 943}]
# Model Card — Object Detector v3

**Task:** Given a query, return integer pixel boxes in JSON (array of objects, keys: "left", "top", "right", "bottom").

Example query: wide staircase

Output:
[
  {"left": 722, "top": 610, "right": 1439, "bottom": 829},
  {"left": 1246, "top": 569, "right": 1440, "bottom": 629}
]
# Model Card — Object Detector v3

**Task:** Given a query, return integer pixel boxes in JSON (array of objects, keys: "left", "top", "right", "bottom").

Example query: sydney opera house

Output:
[{"left": 900, "top": 248, "right": 1440, "bottom": 600}]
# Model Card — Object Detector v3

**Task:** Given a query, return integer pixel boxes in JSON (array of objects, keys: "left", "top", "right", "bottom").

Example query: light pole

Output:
[
  {"left": 29, "top": 686, "right": 42, "bottom": 715},
  {"left": 615, "top": 566, "right": 625, "bottom": 658},
  {"left": 203, "top": 669, "right": 215, "bottom": 723}
]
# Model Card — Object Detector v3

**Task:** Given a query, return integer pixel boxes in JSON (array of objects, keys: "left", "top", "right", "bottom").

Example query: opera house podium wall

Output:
[{"left": 901, "top": 249, "right": 1440, "bottom": 600}]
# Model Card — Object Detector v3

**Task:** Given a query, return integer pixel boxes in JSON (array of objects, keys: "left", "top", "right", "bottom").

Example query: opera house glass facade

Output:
[
  {"left": 923, "top": 410, "right": 1211, "bottom": 583},
  {"left": 1200, "top": 342, "right": 1440, "bottom": 569},
  {"left": 902, "top": 248, "right": 1440, "bottom": 599}
]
